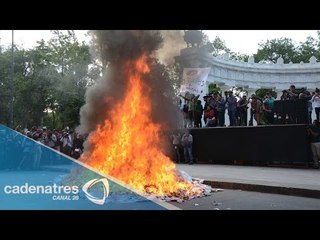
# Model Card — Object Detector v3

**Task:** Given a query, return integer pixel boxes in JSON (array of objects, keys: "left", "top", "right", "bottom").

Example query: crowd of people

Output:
[
  {"left": 180, "top": 90, "right": 274, "bottom": 128},
  {"left": 176, "top": 85, "right": 320, "bottom": 168},
  {"left": 9, "top": 85, "right": 320, "bottom": 169},
  {"left": 170, "top": 129, "right": 193, "bottom": 165},
  {"left": 179, "top": 85, "right": 320, "bottom": 128},
  {"left": 18, "top": 126, "right": 86, "bottom": 158},
  {"left": 0, "top": 125, "right": 88, "bottom": 171}
]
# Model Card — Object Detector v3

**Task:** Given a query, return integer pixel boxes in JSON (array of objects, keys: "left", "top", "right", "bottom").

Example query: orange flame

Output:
[{"left": 81, "top": 54, "right": 192, "bottom": 197}]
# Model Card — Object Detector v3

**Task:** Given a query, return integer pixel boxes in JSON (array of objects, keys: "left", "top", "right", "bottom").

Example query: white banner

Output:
[{"left": 180, "top": 68, "right": 211, "bottom": 96}]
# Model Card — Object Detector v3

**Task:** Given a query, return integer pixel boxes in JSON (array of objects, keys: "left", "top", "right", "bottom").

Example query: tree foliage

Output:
[
  {"left": 254, "top": 34, "right": 320, "bottom": 64},
  {"left": 229, "top": 52, "right": 249, "bottom": 62},
  {"left": 211, "top": 36, "right": 230, "bottom": 56},
  {"left": 205, "top": 35, "right": 249, "bottom": 61},
  {"left": 254, "top": 38, "right": 298, "bottom": 63},
  {"left": 256, "top": 89, "right": 277, "bottom": 99},
  {"left": 0, "top": 31, "right": 102, "bottom": 130},
  {"left": 208, "top": 83, "right": 221, "bottom": 95},
  {"left": 2, "top": 31, "right": 319, "bottom": 130},
  {"left": 296, "top": 36, "right": 320, "bottom": 63}
]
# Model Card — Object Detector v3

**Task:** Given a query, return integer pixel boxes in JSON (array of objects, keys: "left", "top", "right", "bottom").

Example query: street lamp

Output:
[{"left": 9, "top": 30, "right": 14, "bottom": 128}]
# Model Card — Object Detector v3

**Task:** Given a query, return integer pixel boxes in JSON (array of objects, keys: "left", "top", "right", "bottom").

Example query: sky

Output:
[
  {"left": 0, "top": 30, "right": 319, "bottom": 55},
  {"left": 203, "top": 30, "right": 319, "bottom": 55},
  {"left": 0, "top": 30, "right": 90, "bottom": 49}
]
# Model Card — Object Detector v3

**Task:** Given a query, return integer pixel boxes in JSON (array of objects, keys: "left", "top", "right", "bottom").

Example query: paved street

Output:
[
  {"left": 176, "top": 163, "right": 320, "bottom": 191},
  {"left": 2, "top": 162, "right": 320, "bottom": 210},
  {"left": 164, "top": 163, "right": 320, "bottom": 210},
  {"left": 169, "top": 189, "right": 320, "bottom": 210}
]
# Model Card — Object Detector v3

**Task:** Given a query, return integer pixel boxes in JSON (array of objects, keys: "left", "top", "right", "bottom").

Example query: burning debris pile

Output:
[
  {"left": 159, "top": 170, "right": 219, "bottom": 202},
  {"left": 78, "top": 30, "right": 213, "bottom": 201}
]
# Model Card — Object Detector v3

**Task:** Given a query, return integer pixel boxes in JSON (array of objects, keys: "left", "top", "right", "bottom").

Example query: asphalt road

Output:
[
  {"left": 168, "top": 189, "right": 320, "bottom": 210},
  {"left": 2, "top": 167, "right": 320, "bottom": 210}
]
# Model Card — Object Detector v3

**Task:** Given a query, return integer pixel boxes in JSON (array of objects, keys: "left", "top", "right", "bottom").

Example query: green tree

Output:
[
  {"left": 256, "top": 89, "right": 277, "bottom": 100},
  {"left": 230, "top": 52, "right": 249, "bottom": 62},
  {"left": 44, "top": 30, "right": 101, "bottom": 129},
  {"left": 296, "top": 36, "right": 320, "bottom": 63},
  {"left": 0, "top": 30, "right": 102, "bottom": 130},
  {"left": 0, "top": 46, "right": 34, "bottom": 128},
  {"left": 15, "top": 43, "right": 60, "bottom": 128},
  {"left": 211, "top": 36, "right": 230, "bottom": 56},
  {"left": 0, "top": 47, "right": 13, "bottom": 125},
  {"left": 206, "top": 35, "right": 248, "bottom": 61},
  {"left": 254, "top": 38, "right": 299, "bottom": 63},
  {"left": 208, "top": 83, "right": 221, "bottom": 94}
]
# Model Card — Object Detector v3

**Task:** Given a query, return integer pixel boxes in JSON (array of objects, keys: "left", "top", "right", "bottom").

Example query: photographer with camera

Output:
[
  {"left": 44, "top": 130, "right": 57, "bottom": 149},
  {"left": 287, "top": 85, "right": 299, "bottom": 100},
  {"left": 61, "top": 130, "right": 73, "bottom": 156},
  {"left": 280, "top": 90, "right": 289, "bottom": 100}
]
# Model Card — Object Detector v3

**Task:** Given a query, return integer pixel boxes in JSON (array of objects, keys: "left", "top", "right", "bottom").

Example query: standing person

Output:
[
  {"left": 263, "top": 94, "right": 275, "bottom": 124},
  {"left": 226, "top": 90, "right": 237, "bottom": 126},
  {"left": 250, "top": 94, "right": 263, "bottom": 125},
  {"left": 307, "top": 92, "right": 314, "bottom": 124},
  {"left": 307, "top": 120, "right": 320, "bottom": 169},
  {"left": 194, "top": 100, "right": 203, "bottom": 128},
  {"left": 170, "top": 131, "right": 181, "bottom": 163},
  {"left": 181, "top": 100, "right": 189, "bottom": 128},
  {"left": 204, "top": 105, "right": 216, "bottom": 127},
  {"left": 248, "top": 97, "right": 254, "bottom": 126},
  {"left": 312, "top": 88, "right": 320, "bottom": 122},
  {"left": 73, "top": 133, "right": 84, "bottom": 159},
  {"left": 288, "top": 85, "right": 299, "bottom": 100},
  {"left": 216, "top": 93, "right": 226, "bottom": 127},
  {"left": 61, "top": 131, "right": 73, "bottom": 156},
  {"left": 238, "top": 95, "right": 249, "bottom": 126},
  {"left": 179, "top": 93, "right": 200, "bottom": 128},
  {"left": 181, "top": 129, "right": 193, "bottom": 164},
  {"left": 280, "top": 90, "right": 289, "bottom": 100},
  {"left": 203, "top": 95, "right": 212, "bottom": 125}
]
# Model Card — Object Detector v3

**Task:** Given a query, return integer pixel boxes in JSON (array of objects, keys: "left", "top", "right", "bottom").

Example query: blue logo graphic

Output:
[
  {"left": 82, "top": 178, "right": 110, "bottom": 205},
  {"left": 0, "top": 124, "right": 168, "bottom": 210}
]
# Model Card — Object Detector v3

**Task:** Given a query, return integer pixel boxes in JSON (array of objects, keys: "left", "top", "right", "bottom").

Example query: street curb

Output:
[
  {"left": 203, "top": 180, "right": 320, "bottom": 199},
  {"left": 40, "top": 166, "right": 320, "bottom": 199}
]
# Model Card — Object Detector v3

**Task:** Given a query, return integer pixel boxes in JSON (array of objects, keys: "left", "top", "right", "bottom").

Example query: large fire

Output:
[{"left": 81, "top": 54, "right": 195, "bottom": 198}]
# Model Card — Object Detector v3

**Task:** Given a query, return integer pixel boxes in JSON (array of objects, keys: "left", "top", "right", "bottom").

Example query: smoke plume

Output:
[
  {"left": 156, "top": 30, "right": 186, "bottom": 65},
  {"left": 78, "top": 30, "right": 179, "bottom": 136}
]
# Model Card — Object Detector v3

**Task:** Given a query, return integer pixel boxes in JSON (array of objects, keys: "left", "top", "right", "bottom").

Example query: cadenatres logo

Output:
[{"left": 82, "top": 178, "right": 110, "bottom": 205}]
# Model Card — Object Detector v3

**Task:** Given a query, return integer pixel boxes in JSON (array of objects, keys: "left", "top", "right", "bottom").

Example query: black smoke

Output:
[{"left": 78, "top": 30, "right": 179, "bottom": 137}]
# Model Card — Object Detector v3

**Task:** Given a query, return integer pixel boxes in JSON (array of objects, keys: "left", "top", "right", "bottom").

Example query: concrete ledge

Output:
[{"left": 204, "top": 180, "right": 320, "bottom": 199}]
